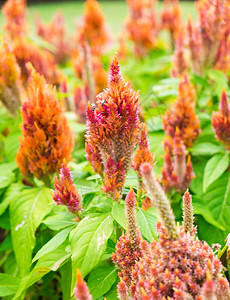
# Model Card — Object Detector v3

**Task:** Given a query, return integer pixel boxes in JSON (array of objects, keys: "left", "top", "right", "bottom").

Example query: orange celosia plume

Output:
[
  {"left": 85, "top": 54, "right": 141, "bottom": 200},
  {"left": 125, "top": 0, "right": 158, "bottom": 57},
  {"left": 35, "top": 12, "right": 73, "bottom": 64},
  {"left": 2, "top": 0, "right": 27, "bottom": 39},
  {"left": 0, "top": 41, "right": 21, "bottom": 115},
  {"left": 211, "top": 90, "right": 230, "bottom": 150},
  {"left": 162, "top": 74, "right": 200, "bottom": 148},
  {"left": 76, "top": 0, "right": 110, "bottom": 56},
  {"left": 12, "top": 37, "right": 63, "bottom": 87},
  {"left": 16, "top": 63, "right": 74, "bottom": 182}
]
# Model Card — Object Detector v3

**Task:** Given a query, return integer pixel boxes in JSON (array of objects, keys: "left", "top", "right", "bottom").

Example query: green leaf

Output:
[
  {"left": 10, "top": 188, "right": 53, "bottom": 277},
  {"left": 112, "top": 203, "right": 126, "bottom": 229},
  {"left": 200, "top": 173, "right": 230, "bottom": 245},
  {"left": 70, "top": 213, "right": 113, "bottom": 291},
  {"left": 0, "top": 274, "right": 20, "bottom": 297},
  {"left": 88, "top": 266, "right": 117, "bottom": 299},
  {"left": 137, "top": 208, "right": 158, "bottom": 241},
  {"left": 60, "top": 259, "right": 72, "bottom": 300},
  {"left": 193, "top": 199, "right": 225, "bottom": 231},
  {"left": 208, "top": 69, "right": 228, "bottom": 95},
  {"left": 32, "top": 227, "right": 73, "bottom": 263},
  {"left": 42, "top": 212, "right": 77, "bottom": 230},
  {"left": 203, "top": 153, "right": 229, "bottom": 192},
  {"left": 104, "top": 279, "right": 119, "bottom": 300},
  {"left": 0, "top": 184, "right": 24, "bottom": 216},
  {"left": 13, "top": 244, "right": 70, "bottom": 300},
  {"left": 190, "top": 143, "right": 225, "bottom": 156}
]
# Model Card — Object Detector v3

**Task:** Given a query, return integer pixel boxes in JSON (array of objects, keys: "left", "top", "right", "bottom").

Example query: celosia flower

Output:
[
  {"left": 114, "top": 166, "right": 230, "bottom": 299},
  {"left": 35, "top": 12, "right": 73, "bottom": 64},
  {"left": 74, "top": 269, "right": 92, "bottom": 300},
  {"left": 161, "top": 130, "right": 195, "bottom": 193},
  {"left": 161, "top": 0, "right": 182, "bottom": 48},
  {"left": 186, "top": 16, "right": 201, "bottom": 75},
  {"left": 182, "top": 189, "right": 194, "bottom": 233},
  {"left": 74, "top": 84, "right": 90, "bottom": 123},
  {"left": 125, "top": 0, "right": 158, "bottom": 57},
  {"left": 12, "top": 37, "right": 63, "bottom": 87},
  {"left": 76, "top": 0, "right": 110, "bottom": 56},
  {"left": 16, "top": 63, "right": 74, "bottom": 183},
  {"left": 171, "top": 26, "right": 188, "bottom": 77},
  {"left": 52, "top": 162, "right": 82, "bottom": 216},
  {"left": 141, "top": 162, "right": 178, "bottom": 239},
  {"left": 2, "top": 0, "right": 27, "bottom": 39},
  {"left": 0, "top": 41, "right": 21, "bottom": 115},
  {"left": 112, "top": 187, "right": 148, "bottom": 291},
  {"left": 85, "top": 55, "right": 141, "bottom": 200},
  {"left": 211, "top": 90, "right": 230, "bottom": 150},
  {"left": 72, "top": 40, "right": 107, "bottom": 99},
  {"left": 132, "top": 123, "right": 155, "bottom": 191},
  {"left": 162, "top": 74, "right": 200, "bottom": 148}
]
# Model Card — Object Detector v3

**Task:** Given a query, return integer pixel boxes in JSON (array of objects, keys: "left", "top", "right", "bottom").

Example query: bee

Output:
[{"left": 90, "top": 103, "right": 96, "bottom": 111}]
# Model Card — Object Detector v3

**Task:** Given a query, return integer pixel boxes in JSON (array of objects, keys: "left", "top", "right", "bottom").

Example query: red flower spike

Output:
[
  {"left": 2, "top": 0, "right": 27, "bottom": 39},
  {"left": 52, "top": 162, "right": 82, "bottom": 216},
  {"left": 0, "top": 41, "right": 21, "bottom": 115},
  {"left": 74, "top": 269, "right": 92, "bottom": 300},
  {"left": 211, "top": 90, "right": 230, "bottom": 150},
  {"left": 16, "top": 63, "right": 74, "bottom": 181},
  {"left": 85, "top": 54, "right": 141, "bottom": 200},
  {"left": 132, "top": 123, "right": 155, "bottom": 191},
  {"left": 201, "top": 272, "right": 216, "bottom": 300}
]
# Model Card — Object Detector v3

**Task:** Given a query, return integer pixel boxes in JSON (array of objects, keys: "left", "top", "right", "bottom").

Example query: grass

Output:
[{"left": 0, "top": 1, "right": 196, "bottom": 39}]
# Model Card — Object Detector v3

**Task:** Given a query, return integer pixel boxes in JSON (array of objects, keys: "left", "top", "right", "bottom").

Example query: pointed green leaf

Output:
[
  {"left": 70, "top": 213, "right": 113, "bottom": 291},
  {"left": 10, "top": 188, "right": 53, "bottom": 277},
  {"left": 203, "top": 153, "right": 229, "bottom": 192},
  {"left": 112, "top": 203, "right": 126, "bottom": 229},
  {"left": 88, "top": 266, "right": 117, "bottom": 298},
  {"left": 0, "top": 274, "right": 20, "bottom": 297},
  {"left": 137, "top": 208, "right": 158, "bottom": 242},
  {"left": 32, "top": 226, "right": 73, "bottom": 263}
]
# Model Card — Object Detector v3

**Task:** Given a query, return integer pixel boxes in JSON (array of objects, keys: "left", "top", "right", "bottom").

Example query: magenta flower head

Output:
[
  {"left": 211, "top": 90, "right": 230, "bottom": 150},
  {"left": 52, "top": 161, "right": 82, "bottom": 217},
  {"left": 74, "top": 269, "right": 92, "bottom": 300},
  {"left": 85, "top": 54, "right": 141, "bottom": 200}
]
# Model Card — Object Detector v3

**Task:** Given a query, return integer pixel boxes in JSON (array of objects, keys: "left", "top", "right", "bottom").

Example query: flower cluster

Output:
[
  {"left": 16, "top": 63, "right": 74, "bottom": 182},
  {"left": 173, "top": 0, "right": 230, "bottom": 76},
  {"left": 74, "top": 269, "right": 92, "bottom": 300},
  {"left": 112, "top": 187, "right": 149, "bottom": 293},
  {"left": 85, "top": 55, "right": 141, "bottom": 200},
  {"left": 125, "top": 0, "right": 158, "bottom": 57},
  {"left": 35, "top": 13, "right": 73, "bottom": 64},
  {"left": 114, "top": 163, "right": 230, "bottom": 299},
  {"left": 132, "top": 123, "right": 155, "bottom": 192},
  {"left": 161, "top": 0, "right": 182, "bottom": 48},
  {"left": 211, "top": 90, "right": 230, "bottom": 151},
  {"left": 161, "top": 131, "right": 194, "bottom": 193},
  {"left": 76, "top": 0, "right": 110, "bottom": 56},
  {"left": 2, "top": 0, "right": 27, "bottom": 39},
  {"left": 0, "top": 41, "right": 21, "bottom": 115},
  {"left": 52, "top": 162, "right": 82, "bottom": 216},
  {"left": 162, "top": 74, "right": 200, "bottom": 148},
  {"left": 12, "top": 37, "right": 63, "bottom": 87},
  {"left": 171, "top": 26, "right": 188, "bottom": 77}
]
